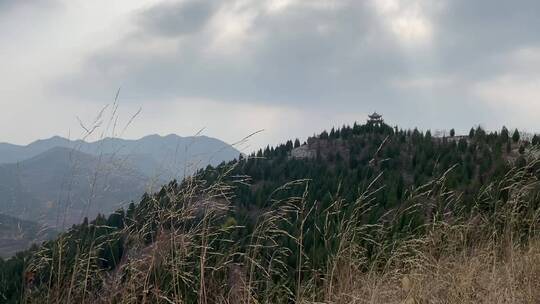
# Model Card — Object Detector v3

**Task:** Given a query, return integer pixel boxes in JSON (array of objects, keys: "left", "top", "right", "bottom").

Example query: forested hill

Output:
[
  {"left": 1, "top": 120, "right": 539, "bottom": 303},
  {"left": 204, "top": 122, "right": 531, "bottom": 219}
]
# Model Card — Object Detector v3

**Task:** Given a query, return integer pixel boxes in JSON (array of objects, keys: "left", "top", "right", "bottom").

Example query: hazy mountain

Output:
[
  {"left": 0, "top": 134, "right": 241, "bottom": 228},
  {"left": 0, "top": 134, "right": 241, "bottom": 178},
  {"left": 0, "top": 213, "right": 57, "bottom": 258},
  {"left": 0, "top": 136, "right": 81, "bottom": 164},
  {"left": 0, "top": 147, "right": 149, "bottom": 228}
]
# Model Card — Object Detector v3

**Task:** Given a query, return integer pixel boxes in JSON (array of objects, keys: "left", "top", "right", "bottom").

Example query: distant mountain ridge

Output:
[
  {"left": 0, "top": 134, "right": 241, "bottom": 254},
  {"left": 0, "top": 147, "right": 149, "bottom": 227},
  {"left": 0, "top": 134, "right": 241, "bottom": 177}
]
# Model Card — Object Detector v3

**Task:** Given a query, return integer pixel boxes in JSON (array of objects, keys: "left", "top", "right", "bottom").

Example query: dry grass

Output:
[
  {"left": 327, "top": 233, "right": 540, "bottom": 304},
  {"left": 17, "top": 104, "right": 540, "bottom": 304},
  {"left": 325, "top": 156, "right": 540, "bottom": 304},
  {"left": 20, "top": 156, "right": 540, "bottom": 304}
]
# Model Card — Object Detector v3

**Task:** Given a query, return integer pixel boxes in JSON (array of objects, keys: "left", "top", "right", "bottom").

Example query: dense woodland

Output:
[{"left": 1, "top": 119, "right": 539, "bottom": 303}]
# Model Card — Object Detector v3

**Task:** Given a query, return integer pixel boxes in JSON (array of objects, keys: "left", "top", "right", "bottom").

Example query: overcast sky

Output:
[{"left": 1, "top": 0, "right": 539, "bottom": 151}]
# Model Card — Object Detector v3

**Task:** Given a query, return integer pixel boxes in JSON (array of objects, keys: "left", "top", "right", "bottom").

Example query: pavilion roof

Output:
[{"left": 368, "top": 112, "right": 382, "bottom": 119}]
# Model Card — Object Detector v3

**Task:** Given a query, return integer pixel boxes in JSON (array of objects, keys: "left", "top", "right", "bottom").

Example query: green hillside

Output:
[{"left": 1, "top": 119, "right": 539, "bottom": 303}]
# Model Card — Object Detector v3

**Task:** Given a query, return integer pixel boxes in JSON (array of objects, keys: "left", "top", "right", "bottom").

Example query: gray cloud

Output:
[
  {"left": 53, "top": 0, "right": 540, "bottom": 133},
  {"left": 58, "top": 1, "right": 407, "bottom": 108},
  {"left": 0, "top": 0, "right": 22, "bottom": 10},
  {"left": 0, "top": 0, "right": 56, "bottom": 13},
  {"left": 430, "top": 0, "right": 540, "bottom": 77},
  {"left": 137, "top": 0, "right": 219, "bottom": 37},
  {"left": 7, "top": 0, "right": 58, "bottom": 8}
]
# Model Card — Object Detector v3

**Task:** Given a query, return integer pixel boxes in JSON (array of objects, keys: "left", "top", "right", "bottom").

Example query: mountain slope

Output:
[
  {"left": 0, "top": 134, "right": 240, "bottom": 224},
  {"left": 0, "top": 134, "right": 240, "bottom": 257},
  {"left": 1, "top": 121, "right": 538, "bottom": 303},
  {"left": 0, "top": 147, "right": 149, "bottom": 228},
  {"left": 0, "top": 213, "right": 57, "bottom": 258}
]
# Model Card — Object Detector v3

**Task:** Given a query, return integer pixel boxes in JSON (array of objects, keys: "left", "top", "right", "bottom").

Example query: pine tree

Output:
[
  {"left": 320, "top": 131, "right": 329, "bottom": 139},
  {"left": 425, "top": 130, "right": 432, "bottom": 141},
  {"left": 469, "top": 128, "right": 475, "bottom": 138},
  {"left": 512, "top": 129, "right": 520, "bottom": 143},
  {"left": 501, "top": 126, "right": 509, "bottom": 142},
  {"left": 475, "top": 126, "right": 486, "bottom": 141}
]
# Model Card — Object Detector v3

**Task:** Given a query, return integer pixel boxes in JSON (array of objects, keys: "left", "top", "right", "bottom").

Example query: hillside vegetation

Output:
[
  {"left": 1, "top": 121, "right": 539, "bottom": 303},
  {"left": 0, "top": 134, "right": 241, "bottom": 256},
  {"left": 0, "top": 214, "right": 56, "bottom": 259}
]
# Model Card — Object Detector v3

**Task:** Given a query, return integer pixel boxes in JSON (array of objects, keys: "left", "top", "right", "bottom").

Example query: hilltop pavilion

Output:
[{"left": 367, "top": 112, "right": 384, "bottom": 127}]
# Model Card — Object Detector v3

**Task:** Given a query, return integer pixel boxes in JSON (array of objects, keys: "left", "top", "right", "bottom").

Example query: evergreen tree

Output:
[
  {"left": 501, "top": 126, "right": 509, "bottom": 142},
  {"left": 425, "top": 130, "right": 432, "bottom": 141},
  {"left": 469, "top": 128, "right": 475, "bottom": 138},
  {"left": 475, "top": 126, "right": 486, "bottom": 141},
  {"left": 512, "top": 129, "right": 520, "bottom": 143},
  {"left": 320, "top": 131, "right": 329, "bottom": 139}
]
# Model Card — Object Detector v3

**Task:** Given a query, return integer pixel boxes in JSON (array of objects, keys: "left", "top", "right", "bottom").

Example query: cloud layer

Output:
[{"left": 2, "top": 0, "right": 540, "bottom": 148}]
